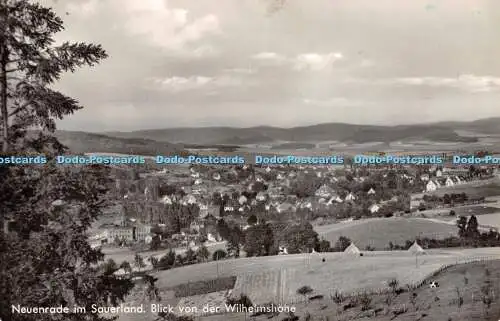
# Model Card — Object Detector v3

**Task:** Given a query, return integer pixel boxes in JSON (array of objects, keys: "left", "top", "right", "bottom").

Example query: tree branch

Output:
[{"left": 8, "top": 100, "right": 32, "bottom": 117}]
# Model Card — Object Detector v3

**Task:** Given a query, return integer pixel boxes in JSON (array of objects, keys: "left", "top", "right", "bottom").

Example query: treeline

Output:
[
  {"left": 214, "top": 218, "right": 358, "bottom": 257},
  {"left": 389, "top": 215, "right": 500, "bottom": 250}
]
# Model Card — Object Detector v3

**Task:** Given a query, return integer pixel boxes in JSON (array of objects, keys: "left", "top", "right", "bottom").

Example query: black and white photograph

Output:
[{"left": 2, "top": 0, "right": 500, "bottom": 320}]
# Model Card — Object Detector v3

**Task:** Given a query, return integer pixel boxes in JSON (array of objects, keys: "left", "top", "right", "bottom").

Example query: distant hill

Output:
[
  {"left": 54, "top": 131, "right": 185, "bottom": 156},
  {"left": 102, "top": 118, "right": 500, "bottom": 145}
]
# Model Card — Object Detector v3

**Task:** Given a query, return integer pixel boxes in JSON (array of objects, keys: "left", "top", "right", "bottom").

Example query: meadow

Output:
[
  {"left": 314, "top": 217, "right": 458, "bottom": 250},
  {"left": 199, "top": 259, "right": 500, "bottom": 321},
  {"left": 113, "top": 248, "right": 500, "bottom": 321}
]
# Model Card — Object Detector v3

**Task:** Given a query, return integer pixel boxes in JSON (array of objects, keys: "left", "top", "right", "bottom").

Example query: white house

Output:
[
  {"left": 369, "top": 204, "right": 381, "bottom": 214},
  {"left": 265, "top": 166, "right": 271, "bottom": 173},
  {"left": 238, "top": 195, "right": 248, "bottom": 205},
  {"left": 160, "top": 195, "right": 172, "bottom": 205},
  {"left": 435, "top": 169, "right": 443, "bottom": 177},
  {"left": 194, "top": 178, "right": 203, "bottom": 185},
  {"left": 445, "top": 177, "right": 454, "bottom": 187},
  {"left": 420, "top": 174, "right": 430, "bottom": 181},
  {"left": 186, "top": 195, "right": 197, "bottom": 204},
  {"left": 345, "top": 192, "right": 356, "bottom": 202},
  {"left": 277, "top": 203, "right": 296, "bottom": 213},
  {"left": 426, "top": 180, "right": 438, "bottom": 192},
  {"left": 256, "top": 192, "right": 267, "bottom": 202},
  {"left": 315, "top": 184, "right": 334, "bottom": 198}
]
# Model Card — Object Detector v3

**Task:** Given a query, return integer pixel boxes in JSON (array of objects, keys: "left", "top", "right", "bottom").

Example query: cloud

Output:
[
  {"left": 151, "top": 76, "right": 213, "bottom": 92},
  {"left": 251, "top": 52, "right": 344, "bottom": 71},
  {"left": 65, "top": 0, "right": 221, "bottom": 50},
  {"left": 346, "top": 75, "right": 500, "bottom": 93},
  {"left": 302, "top": 97, "right": 366, "bottom": 107},
  {"left": 224, "top": 68, "right": 256, "bottom": 74},
  {"left": 360, "top": 59, "right": 375, "bottom": 68},
  {"left": 150, "top": 74, "right": 248, "bottom": 92},
  {"left": 251, "top": 52, "right": 288, "bottom": 64},
  {"left": 293, "top": 53, "right": 343, "bottom": 71},
  {"left": 390, "top": 75, "right": 500, "bottom": 93}
]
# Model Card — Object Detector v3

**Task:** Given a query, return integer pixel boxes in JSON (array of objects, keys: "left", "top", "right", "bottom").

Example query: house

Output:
[
  {"left": 186, "top": 194, "right": 197, "bottom": 204},
  {"left": 298, "top": 200, "right": 313, "bottom": 209},
  {"left": 191, "top": 172, "right": 200, "bottom": 178},
  {"left": 194, "top": 178, "right": 203, "bottom": 185},
  {"left": 256, "top": 191, "right": 267, "bottom": 202},
  {"left": 367, "top": 188, "right": 376, "bottom": 195},
  {"left": 345, "top": 192, "right": 356, "bottom": 202},
  {"left": 445, "top": 177, "right": 454, "bottom": 187},
  {"left": 276, "top": 202, "right": 296, "bottom": 213},
  {"left": 369, "top": 204, "right": 381, "bottom": 214},
  {"left": 101, "top": 221, "right": 152, "bottom": 244},
  {"left": 426, "top": 180, "right": 438, "bottom": 192},
  {"left": 199, "top": 204, "right": 209, "bottom": 217},
  {"left": 268, "top": 187, "right": 282, "bottom": 199},
  {"left": 207, "top": 233, "right": 218, "bottom": 242},
  {"left": 315, "top": 184, "right": 335, "bottom": 198},
  {"left": 238, "top": 195, "right": 248, "bottom": 205},
  {"left": 160, "top": 195, "right": 173, "bottom": 205},
  {"left": 435, "top": 169, "right": 443, "bottom": 177},
  {"left": 265, "top": 166, "right": 271, "bottom": 173}
]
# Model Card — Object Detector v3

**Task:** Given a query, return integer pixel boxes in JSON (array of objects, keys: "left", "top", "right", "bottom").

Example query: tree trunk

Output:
[{"left": 0, "top": 46, "right": 9, "bottom": 152}]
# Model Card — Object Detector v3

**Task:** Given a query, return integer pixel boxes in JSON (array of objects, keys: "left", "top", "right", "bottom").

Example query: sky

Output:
[{"left": 40, "top": 0, "right": 500, "bottom": 131}]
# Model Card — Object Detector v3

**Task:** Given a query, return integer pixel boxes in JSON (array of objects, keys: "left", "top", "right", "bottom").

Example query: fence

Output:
[
  {"left": 324, "top": 255, "right": 500, "bottom": 301},
  {"left": 175, "top": 255, "right": 500, "bottom": 317}
]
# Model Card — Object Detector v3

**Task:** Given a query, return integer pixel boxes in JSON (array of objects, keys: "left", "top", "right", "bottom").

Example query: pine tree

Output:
[
  {"left": 0, "top": 2, "right": 133, "bottom": 320},
  {"left": 466, "top": 215, "right": 479, "bottom": 239},
  {"left": 0, "top": 0, "right": 107, "bottom": 153}
]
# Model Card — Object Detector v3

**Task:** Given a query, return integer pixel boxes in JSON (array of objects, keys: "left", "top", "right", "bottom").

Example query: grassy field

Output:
[
  {"left": 101, "top": 241, "right": 227, "bottom": 270},
  {"left": 314, "top": 217, "right": 458, "bottom": 250},
  {"left": 473, "top": 213, "right": 500, "bottom": 229},
  {"left": 113, "top": 248, "right": 500, "bottom": 321},
  {"left": 152, "top": 248, "right": 500, "bottom": 298},
  {"left": 425, "top": 178, "right": 500, "bottom": 199},
  {"left": 199, "top": 259, "right": 500, "bottom": 321}
]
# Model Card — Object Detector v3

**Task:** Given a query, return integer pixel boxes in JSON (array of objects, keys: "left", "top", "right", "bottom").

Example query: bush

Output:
[
  {"left": 170, "top": 276, "right": 236, "bottom": 297},
  {"left": 212, "top": 249, "right": 227, "bottom": 261}
]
